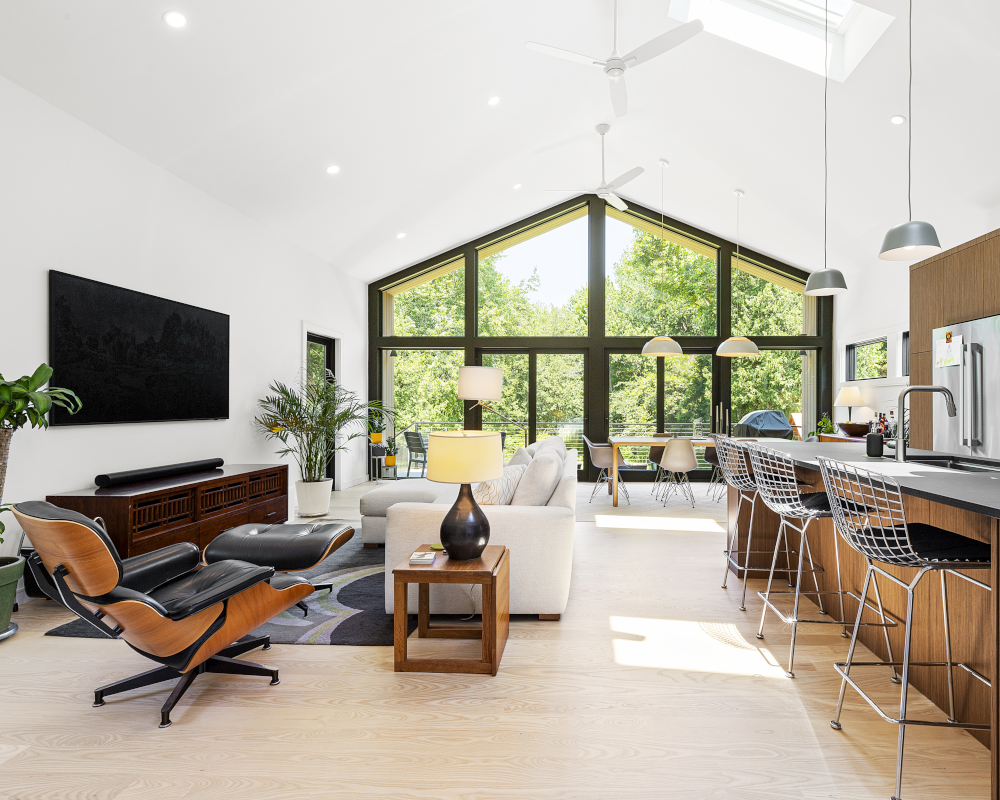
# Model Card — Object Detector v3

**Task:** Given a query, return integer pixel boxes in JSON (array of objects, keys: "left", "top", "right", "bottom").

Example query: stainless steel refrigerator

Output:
[{"left": 931, "top": 313, "right": 1000, "bottom": 456}]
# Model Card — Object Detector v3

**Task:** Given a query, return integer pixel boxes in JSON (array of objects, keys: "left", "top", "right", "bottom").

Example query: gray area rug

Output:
[{"left": 45, "top": 521, "right": 416, "bottom": 646}]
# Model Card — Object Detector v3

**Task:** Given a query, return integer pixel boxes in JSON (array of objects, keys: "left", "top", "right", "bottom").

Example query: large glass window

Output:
[
  {"left": 847, "top": 338, "right": 888, "bottom": 381},
  {"left": 731, "top": 350, "right": 805, "bottom": 435},
  {"left": 481, "top": 352, "right": 529, "bottom": 458},
  {"left": 477, "top": 208, "right": 588, "bottom": 336},
  {"left": 731, "top": 257, "right": 808, "bottom": 336},
  {"left": 385, "top": 257, "right": 464, "bottom": 336},
  {"left": 536, "top": 353, "right": 585, "bottom": 463},
  {"left": 605, "top": 209, "right": 718, "bottom": 337}
]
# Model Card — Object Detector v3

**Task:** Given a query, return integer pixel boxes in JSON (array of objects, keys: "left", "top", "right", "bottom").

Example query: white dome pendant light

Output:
[
  {"left": 717, "top": 190, "right": 760, "bottom": 357},
  {"left": 804, "top": 0, "right": 849, "bottom": 296},
  {"left": 878, "top": 0, "right": 941, "bottom": 261},
  {"left": 643, "top": 159, "right": 683, "bottom": 358}
]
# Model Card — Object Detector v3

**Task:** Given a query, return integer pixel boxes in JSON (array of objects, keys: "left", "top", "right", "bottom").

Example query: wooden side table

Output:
[{"left": 392, "top": 545, "right": 509, "bottom": 676}]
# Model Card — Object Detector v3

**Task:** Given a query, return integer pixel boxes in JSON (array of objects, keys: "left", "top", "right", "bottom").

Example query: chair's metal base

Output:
[
  {"left": 0, "top": 622, "right": 17, "bottom": 642},
  {"left": 295, "top": 584, "right": 332, "bottom": 617},
  {"left": 92, "top": 635, "right": 276, "bottom": 728},
  {"left": 589, "top": 468, "right": 629, "bottom": 504},
  {"left": 657, "top": 471, "right": 694, "bottom": 507}
]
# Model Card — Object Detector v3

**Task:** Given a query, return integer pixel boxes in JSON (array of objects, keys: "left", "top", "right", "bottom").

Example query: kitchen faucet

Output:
[{"left": 896, "top": 386, "right": 957, "bottom": 462}]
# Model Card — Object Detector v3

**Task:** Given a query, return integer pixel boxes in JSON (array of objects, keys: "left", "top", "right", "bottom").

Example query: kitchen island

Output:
[{"left": 727, "top": 440, "right": 999, "bottom": 797}]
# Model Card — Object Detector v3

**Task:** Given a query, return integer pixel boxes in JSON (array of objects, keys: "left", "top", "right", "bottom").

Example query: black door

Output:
[{"left": 307, "top": 334, "right": 336, "bottom": 482}]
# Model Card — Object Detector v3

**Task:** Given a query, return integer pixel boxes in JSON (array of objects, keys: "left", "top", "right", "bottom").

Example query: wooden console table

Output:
[
  {"left": 393, "top": 545, "right": 509, "bottom": 675},
  {"left": 46, "top": 464, "right": 288, "bottom": 558}
]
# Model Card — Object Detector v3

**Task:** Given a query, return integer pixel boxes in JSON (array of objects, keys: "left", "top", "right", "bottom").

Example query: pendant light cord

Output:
[
  {"left": 908, "top": 0, "right": 913, "bottom": 221},
  {"left": 824, "top": 0, "right": 828, "bottom": 272}
]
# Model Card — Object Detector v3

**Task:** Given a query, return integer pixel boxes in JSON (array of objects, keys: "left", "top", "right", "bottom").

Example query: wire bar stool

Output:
[
  {"left": 711, "top": 435, "right": 793, "bottom": 611},
  {"left": 747, "top": 443, "right": 896, "bottom": 679},
  {"left": 818, "top": 456, "right": 991, "bottom": 800},
  {"left": 703, "top": 444, "right": 726, "bottom": 502}
]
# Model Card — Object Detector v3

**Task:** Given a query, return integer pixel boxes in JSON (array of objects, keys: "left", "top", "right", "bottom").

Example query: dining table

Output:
[{"left": 607, "top": 435, "right": 716, "bottom": 507}]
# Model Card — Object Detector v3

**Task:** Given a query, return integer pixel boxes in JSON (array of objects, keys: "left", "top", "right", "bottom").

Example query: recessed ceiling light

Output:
[
  {"left": 890, "top": 115, "right": 906, "bottom": 125},
  {"left": 512, "top": 183, "right": 522, "bottom": 190},
  {"left": 658, "top": 159, "right": 669, "bottom": 168},
  {"left": 325, "top": 165, "right": 340, "bottom": 175},
  {"left": 396, "top": 232, "right": 406, "bottom": 239},
  {"left": 488, "top": 96, "right": 500, "bottom": 106},
  {"left": 162, "top": 11, "right": 187, "bottom": 28}
]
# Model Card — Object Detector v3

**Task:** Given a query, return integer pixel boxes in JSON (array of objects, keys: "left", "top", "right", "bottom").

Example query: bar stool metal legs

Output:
[
  {"left": 830, "top": 563, "right": 991, "bottom": 800},
  {"left": 720, "top": 488, "right": 762, "bottom": 611}
]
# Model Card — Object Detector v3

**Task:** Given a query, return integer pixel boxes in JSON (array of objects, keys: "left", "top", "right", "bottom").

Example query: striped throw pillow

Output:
[{"left": 473, "top": 464, "right": 528, "bottom": 505}]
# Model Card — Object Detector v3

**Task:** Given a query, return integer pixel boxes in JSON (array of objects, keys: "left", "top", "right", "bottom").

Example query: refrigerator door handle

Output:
[
  {"left": 962, "top": 343, "right": 969, "bottom": 447},
  {"left": 971, "top": 342, "right": 984, "bottom": 447}
]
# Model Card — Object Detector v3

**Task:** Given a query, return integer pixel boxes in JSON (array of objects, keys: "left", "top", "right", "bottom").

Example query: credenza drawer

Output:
[
  {"left": 198, "top": 510, "right": 249, "bottom": 550},
  {"left": 130, "top": 527, "right": 198, "bottom": 556},
  {"left": 247, "top": 496, "right": 288, "bottom": 525}
]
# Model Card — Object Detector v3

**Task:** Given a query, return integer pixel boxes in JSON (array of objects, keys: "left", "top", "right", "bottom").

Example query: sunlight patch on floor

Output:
[
  {"left": 595, "top": 515, "right": 725, "bottom": 532},
  {"left": 611, "top": 616, "right": 786, "bottom": 678}
]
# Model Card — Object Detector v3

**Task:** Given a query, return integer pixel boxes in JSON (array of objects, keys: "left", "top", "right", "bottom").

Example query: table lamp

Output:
[
  {"left": 457, "top": 366, "right": 527, "bottom": 435},
  {"left": 834, "top": 386, "right": 865, "bottom": 421},
  {"left": 426, "top": 430, "right": 504, "bottom": 560}
]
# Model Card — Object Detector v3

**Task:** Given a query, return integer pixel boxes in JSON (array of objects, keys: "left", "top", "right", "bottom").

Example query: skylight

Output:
[{"left": 669, "top": 0, "right": 894, "bottom": 82}]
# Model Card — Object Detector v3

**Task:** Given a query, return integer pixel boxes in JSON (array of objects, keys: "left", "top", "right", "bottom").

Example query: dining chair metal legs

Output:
[
  {"left": 589, "top": 467, "right": 630, "bottom": 504},
  {"left": 659, "top": 471, "right": 694, "bottom": 508},
  {"left": 830, "top": 564, "right": 990, "bottom": 800}
]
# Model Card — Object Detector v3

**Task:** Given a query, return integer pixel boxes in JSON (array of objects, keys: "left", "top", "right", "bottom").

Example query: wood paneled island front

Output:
[{"left": 727, "top": 441, "right": 999, "bottom": 797}]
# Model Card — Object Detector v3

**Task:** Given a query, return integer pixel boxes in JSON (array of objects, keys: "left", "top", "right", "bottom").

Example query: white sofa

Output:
[{"left": 378, "top": 441, "right": 577, "bottom": 617}]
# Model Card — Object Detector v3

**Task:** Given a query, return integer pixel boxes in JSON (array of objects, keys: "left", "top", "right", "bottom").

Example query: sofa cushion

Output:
[
  {"left": 510, "top": 450, "right": 562, "bottom": 506},
  {"left": 536, "top": 437, "right": 567, "bottom": 460},
  {"left": 360, "top": 484, "right": 440, "bottom": 517},
  {"left": 507, "top": 447, "right": 532, "bottom": 467},
  {"left": 525, "top": 442, "right": 541, "bottom": 456},
  {"left": 474, "top": 464, "right": 528, "bottom": 505}
]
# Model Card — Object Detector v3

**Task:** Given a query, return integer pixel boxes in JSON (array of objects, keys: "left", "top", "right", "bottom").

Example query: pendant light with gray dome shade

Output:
[
  {"left": 804, "top": 0, "right": 848, "bottom": 297},
  {"left": 643, "top": 159, "right": 684, "bottom": 358},
  {"left": 878, "top": 0, "right": 941, "bottom": 261}
]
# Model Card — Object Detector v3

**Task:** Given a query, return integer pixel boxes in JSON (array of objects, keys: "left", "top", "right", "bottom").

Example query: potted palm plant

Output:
[
  {"left": 254, "top": 371, "right": 390, "bottom": 517},
  {"left": 0, "top": 364, "right": 82, "bottom": 639}
]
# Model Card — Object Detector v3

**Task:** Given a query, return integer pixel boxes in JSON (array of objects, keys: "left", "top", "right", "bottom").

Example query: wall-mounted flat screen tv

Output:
[{"left": 49, "top": 271, "right": 229, "bottom": 426}]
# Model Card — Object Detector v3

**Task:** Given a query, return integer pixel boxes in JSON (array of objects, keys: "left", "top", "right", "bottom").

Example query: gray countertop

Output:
[{"left": 753, "top": 441, "right": 1000, "bottom": 519}]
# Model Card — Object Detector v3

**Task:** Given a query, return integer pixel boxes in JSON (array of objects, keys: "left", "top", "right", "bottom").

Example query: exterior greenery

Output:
[
  {"left": 372, "top": 196, "right": 831, "bottom": 479},
  {"left": 853, "top": 339, "right": 888, "bottom": 380}
]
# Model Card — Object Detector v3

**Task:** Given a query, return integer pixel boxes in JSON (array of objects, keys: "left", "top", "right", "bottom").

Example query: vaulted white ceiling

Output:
[{"left": 0, "top": 0, "right": 997, "bottom": 284}]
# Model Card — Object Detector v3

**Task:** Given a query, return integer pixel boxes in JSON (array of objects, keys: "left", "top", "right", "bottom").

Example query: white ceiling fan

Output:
[
  {"left": 547, "top": 124, "right": 643, "bottom": 211},
  {"left": 526, "top": 0, "right": 704, "bottom": 117}
]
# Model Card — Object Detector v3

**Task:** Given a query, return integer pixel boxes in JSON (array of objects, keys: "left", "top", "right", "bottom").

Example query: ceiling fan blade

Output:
[
  {"left": 525, "top": 41, "right": 605, "bottom": 66},
  {"left": 546, "top": 189, "right": 594, "bottom": 194},
  {"left": 609, "top": 76, "right": 628, "bottom": 117},
  {"left": 603, "top": 192, "right": 629, "bottom": 212},
  {"left": 607, "top": 166, "right": 644, "bottom": 190},
  {"left": 622, "top": 19, "right": 705, "bottom": 68}
]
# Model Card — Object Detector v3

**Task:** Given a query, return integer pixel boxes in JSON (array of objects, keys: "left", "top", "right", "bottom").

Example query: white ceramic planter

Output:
[{"left": 296, "top": 479, "right": 333, "bottom": 517}]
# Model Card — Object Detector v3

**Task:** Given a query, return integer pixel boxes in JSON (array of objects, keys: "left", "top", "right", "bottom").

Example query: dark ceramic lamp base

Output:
[{"left": 440, "top": 483, "right": 490, "bottom": 561}]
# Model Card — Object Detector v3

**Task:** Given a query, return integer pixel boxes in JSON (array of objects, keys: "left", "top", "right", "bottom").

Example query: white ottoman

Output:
[{"left": 360, "top": 482, "right": 445, "bottom": 546}]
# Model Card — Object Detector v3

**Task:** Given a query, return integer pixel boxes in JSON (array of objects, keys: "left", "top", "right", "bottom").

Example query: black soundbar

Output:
[{"left": 95, "top": 458, "right": 225, "bottom": 488}]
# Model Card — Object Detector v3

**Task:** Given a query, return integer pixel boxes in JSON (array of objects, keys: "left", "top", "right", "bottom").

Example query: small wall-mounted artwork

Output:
[{"left": 48, "top": 271, "right": 229, "bottom": 426}]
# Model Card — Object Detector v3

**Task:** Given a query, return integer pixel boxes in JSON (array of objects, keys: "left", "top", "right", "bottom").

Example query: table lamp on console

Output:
[{"left": 426, "top": 430, "right": 503, "bottom": 560}]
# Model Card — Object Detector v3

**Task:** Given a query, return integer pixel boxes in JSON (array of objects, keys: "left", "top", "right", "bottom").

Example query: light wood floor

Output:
[{"left": 1, "top": 480, "right": 990, "bottom": 799}]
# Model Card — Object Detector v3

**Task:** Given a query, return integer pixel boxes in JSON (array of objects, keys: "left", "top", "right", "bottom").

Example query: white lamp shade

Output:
[
  {"left": 716, "top": 337, "right": 760, "bottom": 357},
  {"left": 834, "top": 386, "right": 865, "bottom": 407},
  {"left": 641, "top": 336, "right": 683, "bottom": 356},
  {"left": 457, "top": 366, "right": 503, "bottom": 401},
  {"left": 426, "top": 431, "right": 504, "bottom": 484}
]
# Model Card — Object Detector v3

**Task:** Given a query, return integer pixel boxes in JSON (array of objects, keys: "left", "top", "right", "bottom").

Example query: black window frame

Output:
[
  {"left": 368, "top": 195, "right": 834, "bottom": 480},
  {"left": 902, "top": 331, "right": 910, "bottom": 377},
  {"left": 845, "top": 337, "right": 889, "bottom": 382}
]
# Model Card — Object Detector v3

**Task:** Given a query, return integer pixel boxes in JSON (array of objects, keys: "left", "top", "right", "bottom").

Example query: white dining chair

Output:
[{"left": 658, "top": 438, "right": 698, "bottom": 507}]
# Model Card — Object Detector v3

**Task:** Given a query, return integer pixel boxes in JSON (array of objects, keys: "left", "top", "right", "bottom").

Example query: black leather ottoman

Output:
[{"left": 204, "top": 523, "right": 354, "bottom": 616}]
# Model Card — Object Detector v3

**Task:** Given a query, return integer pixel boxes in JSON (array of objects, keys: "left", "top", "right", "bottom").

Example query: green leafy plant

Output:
[
  {"left": 254, "top": 371, "right": 391, "bottom": 483},
  {"left": 808, "top": 413, "right": 836, "bottom": 438},
  {"left": 0, "top": 364, "right": 82, "bottom": 541},
  {"left": 385, "top": 437, "right": 398, "bottom": 457},
  {"left": 368, "top": 413, "right": 386, "bottom": 435}
]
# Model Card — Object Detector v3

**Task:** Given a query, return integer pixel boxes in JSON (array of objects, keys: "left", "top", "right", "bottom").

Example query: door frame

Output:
[{"left": 301, "top": 322, "right": 344, "bottom": 489}]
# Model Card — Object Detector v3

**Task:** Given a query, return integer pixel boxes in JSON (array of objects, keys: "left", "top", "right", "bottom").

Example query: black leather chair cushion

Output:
[
  {"left": 269, "top": 573, "right": 313, "bottom": 592},
  {"left": 203, "top": 523, "right": 354, "bottom": 572},
  {"left": 704, "top": 446, "right": 719, "bottom": 467},
  {"left": 149, "top": 560, "right": 274, "bottom": 620},
  {"left": 120, "top": 543, "right": 201, "bottom": 595},
  {"left": 880, "top": 523, "right": 992, "bottom": 564},
  {"left": 800, "top": 491, "right": 832, "bottom": 514}
]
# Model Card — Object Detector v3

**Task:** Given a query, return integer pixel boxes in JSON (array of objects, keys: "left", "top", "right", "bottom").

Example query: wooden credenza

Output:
[{"left": 46, "top": 464, "right": 289, "bottom": 558}]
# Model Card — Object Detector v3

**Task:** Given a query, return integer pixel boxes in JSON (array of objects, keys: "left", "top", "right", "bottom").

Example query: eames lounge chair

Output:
[{"left": 14, "top": 501, "right": 315, "bottom": 728}]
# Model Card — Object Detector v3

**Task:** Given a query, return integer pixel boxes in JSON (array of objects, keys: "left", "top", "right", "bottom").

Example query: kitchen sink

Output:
[{"left": 904, "top": 455, "right": 1000, "bottom": 473}]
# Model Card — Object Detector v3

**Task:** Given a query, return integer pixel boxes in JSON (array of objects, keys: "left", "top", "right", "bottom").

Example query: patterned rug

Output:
[{"left": 45, "top": 522, "right": 415, "bottom": 646}]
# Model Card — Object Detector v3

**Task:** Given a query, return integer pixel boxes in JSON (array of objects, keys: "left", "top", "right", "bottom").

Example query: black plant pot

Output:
[{"left": 439, "top": 483, "right": 490, "bottom": 561}]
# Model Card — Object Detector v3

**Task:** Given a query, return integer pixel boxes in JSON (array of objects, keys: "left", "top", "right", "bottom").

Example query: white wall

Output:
[{"left": 0, "top": 76, "right": 369, "bottom": 563}]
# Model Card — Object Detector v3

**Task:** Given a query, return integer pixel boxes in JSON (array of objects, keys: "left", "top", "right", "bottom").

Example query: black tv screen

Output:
[{"left": 49, "top": 271, "right": 229, "bottom": 426}]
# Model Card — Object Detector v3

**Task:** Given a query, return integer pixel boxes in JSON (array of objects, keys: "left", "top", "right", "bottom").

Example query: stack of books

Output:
[{"left": 409, "top": 551, "right": 436, "bottom": 565}]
